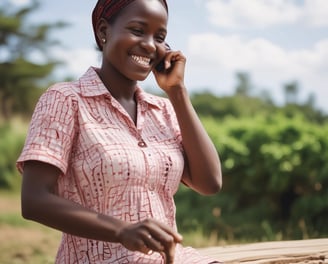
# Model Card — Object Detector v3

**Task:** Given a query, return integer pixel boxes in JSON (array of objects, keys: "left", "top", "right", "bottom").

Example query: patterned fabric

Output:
[
  {"left": 17, "top": 67, "right": 218, "bottom": 263},
  {"left": 92, "top": 0, "right": 168, "bottom": 49}
]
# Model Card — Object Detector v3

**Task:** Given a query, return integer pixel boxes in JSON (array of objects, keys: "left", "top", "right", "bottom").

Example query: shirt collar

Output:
[
  {"left": 79, "top": 67, "right": 109, "bottom": 97},
  {"left": 79, "top": 67, "right": 161, "bottom": 109},
  {"left": 134, "top": 87, "right": 161, "bottom": 110}
]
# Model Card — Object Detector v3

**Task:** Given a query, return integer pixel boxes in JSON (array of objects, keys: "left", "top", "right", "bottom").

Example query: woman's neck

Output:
[
  {"left": 96, "top": 65, "right": 138, "bottom": 124},
  {"left": 97, "top": 64, "right": 137, "bottom": 101}
]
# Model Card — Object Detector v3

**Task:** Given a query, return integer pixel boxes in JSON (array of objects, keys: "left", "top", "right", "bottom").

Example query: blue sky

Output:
[{"left": 7, "top": 0, "right": 328, "bottom": 113}]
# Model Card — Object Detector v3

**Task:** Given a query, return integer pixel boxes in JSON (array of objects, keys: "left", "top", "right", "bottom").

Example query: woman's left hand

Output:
[{"left": 152, "top": 50, "right": 186, "bottom": 94}]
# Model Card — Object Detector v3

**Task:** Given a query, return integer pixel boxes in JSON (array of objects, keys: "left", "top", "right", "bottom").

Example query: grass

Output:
[
  {"left": 0, "top": 191, "right": 225, "bottom": 264},
  {"left": 0, "top": 191, "right": 61, "bottom": 264}
]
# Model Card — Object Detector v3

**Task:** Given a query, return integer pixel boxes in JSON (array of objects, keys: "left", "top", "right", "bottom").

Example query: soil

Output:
[{"left": 0, "top": 193, "right": 61, "bottom": 264}]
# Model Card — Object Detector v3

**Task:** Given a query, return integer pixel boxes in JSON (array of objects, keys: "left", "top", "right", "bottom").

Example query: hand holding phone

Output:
[
  {"left": 153, "top": 43, "right": 186, "bottom": 92},
  {"left": 155, "top": 43, "right": 171, "bottom": 73}
]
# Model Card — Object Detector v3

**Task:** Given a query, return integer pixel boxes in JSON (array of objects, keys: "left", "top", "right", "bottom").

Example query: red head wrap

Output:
[{"left": 92, "top": 0, "right": 168, "bottom": 50}]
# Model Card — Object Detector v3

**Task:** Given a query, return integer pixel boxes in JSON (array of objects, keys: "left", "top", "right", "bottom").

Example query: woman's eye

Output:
[
  {"left": 131, "top": 28, "right": 143, "bottom": 36},
  {"left": 155, "top": 35, "right": 166, "bottom": 43}
]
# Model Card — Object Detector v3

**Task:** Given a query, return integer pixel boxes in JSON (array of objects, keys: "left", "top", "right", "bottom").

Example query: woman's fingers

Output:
[
  {"left": 153, "top": 50, "right": 186, "bottom": 91},
  {"left": 142, "top": 219, "right": 182, "bottom": 263},
  {"left": 146, "top": 219, "right": 183, "bottom": 243},
  {"left": 117, "top": 218, "right": 183, "bottom": 263},
  {"left": 134, "top": 238, "right": 152, "bottom": 255},
  {"left": 143, "top": 231, "right": 176, "bottom": 264},
  {"left": 143, "top": 233, "right": 165, "bottom": 252}
]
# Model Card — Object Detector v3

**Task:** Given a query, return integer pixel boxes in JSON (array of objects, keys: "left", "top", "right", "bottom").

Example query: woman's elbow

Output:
[
  {"left": 206, "top": 160, "right": 223, "bottom": 194},
  {"left": 206, "top": 178, "right": 222, "bottom": 195},
  {"left": 21, "top": 190, "right": 46, "bottom": 221},
  {"left": 209, "top": 165, "right": 223, "bottom": 192},
  {"left": 199, "top": 172, "right": 223, "bottom": 195},
  {"left": 21, "top": 197, "right": 37, "bottom": 220}
]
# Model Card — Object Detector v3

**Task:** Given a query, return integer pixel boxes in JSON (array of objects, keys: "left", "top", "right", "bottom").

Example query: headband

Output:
[{"left": 92, "top": 0, "right": 168, "bottom": 50}]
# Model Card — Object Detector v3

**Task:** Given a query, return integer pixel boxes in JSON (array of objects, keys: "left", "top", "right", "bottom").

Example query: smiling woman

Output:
[
  {"left": 94, "top": 0, "right": 169, "bottom": 83},
  {"left": 17, "top": 0, "right": 222, "bottom": 263}
]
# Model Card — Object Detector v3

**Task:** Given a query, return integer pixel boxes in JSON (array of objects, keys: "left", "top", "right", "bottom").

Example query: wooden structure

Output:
[{"left": 199, "top": 238, "right": 328, "bottom": 263}]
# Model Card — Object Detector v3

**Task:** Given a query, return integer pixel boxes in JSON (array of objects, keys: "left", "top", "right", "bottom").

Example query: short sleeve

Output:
[{"left": 17, "top": 87, "right": 77, "bottom": 175}]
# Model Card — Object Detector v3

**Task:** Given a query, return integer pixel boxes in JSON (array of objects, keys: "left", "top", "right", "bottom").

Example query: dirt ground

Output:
[
  {"left": 3, "top": 193, "right": 325, "bottom": 264},
  {"left": 0, "top": 193, "right": 61, "bottom": 264}
]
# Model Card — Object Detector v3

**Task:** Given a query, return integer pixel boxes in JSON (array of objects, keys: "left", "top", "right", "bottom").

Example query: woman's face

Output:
[{"left": 101, "top": 0, "right": 168, "bottom": 81}]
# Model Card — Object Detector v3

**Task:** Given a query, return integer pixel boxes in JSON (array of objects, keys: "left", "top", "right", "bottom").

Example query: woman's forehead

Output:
[
  {"left": 92, "top": 0, "right": 168, "bottom": 49},
  {"left": 115, "top": 0, "right": 168, "bottom": 21},
  {"left": 93, "top": 0, "right": 168, "bottom": 22}
]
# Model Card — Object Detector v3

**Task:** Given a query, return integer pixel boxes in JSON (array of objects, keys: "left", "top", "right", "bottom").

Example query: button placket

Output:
[
  {"left": 143, "top": 148, "right": 156, "bottom": 194},
  {"left": 136, "top": 105, "right": 147, "bottom": 148},
  {"left": 138, "top": 139, "right": 147, "bottom": 148},
  {"left": 148, "top": 182, "right": 156, "bottom": 192}
]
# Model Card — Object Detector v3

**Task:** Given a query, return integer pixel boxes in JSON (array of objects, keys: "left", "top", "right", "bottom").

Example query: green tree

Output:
[
  {"left": 0, "top": 0, "right": 66, "bottom": 119},
  {"left": 176, "top": 113, "right": 328, "bottom": 242},
  {"left": 0, "top": 122, "right": 26, "bottom": 189},
  {"left": 283, "top": 81, "right": 299, "bottom": 105},
  {"left": 235, "top": 72, "right": 252, "bottom": 96}
]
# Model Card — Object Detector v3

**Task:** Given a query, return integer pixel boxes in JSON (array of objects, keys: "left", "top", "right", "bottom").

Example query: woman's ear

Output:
[{"left": 96, "top": 18, "right": 110, "bottom": 50}]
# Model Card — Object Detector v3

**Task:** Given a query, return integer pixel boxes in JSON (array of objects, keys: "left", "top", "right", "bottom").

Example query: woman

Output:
[{"left": 17, "top": 0, "right": 222, "bottom": 263}]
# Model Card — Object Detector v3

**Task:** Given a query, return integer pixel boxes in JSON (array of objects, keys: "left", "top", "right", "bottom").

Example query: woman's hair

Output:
[{"left": 92, "top": 0, "right": 168, "bottom": 50}]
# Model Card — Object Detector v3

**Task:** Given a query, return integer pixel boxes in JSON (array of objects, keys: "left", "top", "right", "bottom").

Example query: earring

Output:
[{"left": 101, "top": 38, "right": 106, "bottom": 44}]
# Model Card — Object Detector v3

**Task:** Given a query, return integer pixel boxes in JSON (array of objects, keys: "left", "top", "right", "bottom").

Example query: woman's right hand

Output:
[
  {"left": 21, "top": 160, "right": 183, "bottom": 263},
  {"left": 116, "top": 219, "right": 183, "bottom": 264}
]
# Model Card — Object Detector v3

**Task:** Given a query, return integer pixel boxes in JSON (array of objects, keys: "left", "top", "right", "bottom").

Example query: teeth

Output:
[{"left": 132, "top": 55, "right": 150, "bottom": 66}]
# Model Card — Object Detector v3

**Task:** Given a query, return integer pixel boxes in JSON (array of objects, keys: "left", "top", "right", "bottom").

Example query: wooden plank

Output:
[{"left": 199, "top": 238, "right": 328, "bottom": 263}]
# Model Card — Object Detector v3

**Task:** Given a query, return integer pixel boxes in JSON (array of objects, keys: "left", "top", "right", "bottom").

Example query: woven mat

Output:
[{"left": 199, "top": 238, "right": 328, "bottom": 264}]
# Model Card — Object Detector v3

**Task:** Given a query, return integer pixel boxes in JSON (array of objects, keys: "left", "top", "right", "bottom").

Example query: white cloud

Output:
[
  {"left": 304, "top": 0, "right": 328, "bottom": 27},
  {"left": 188, "top": 34, "right": 289, "bottom": 73},
  {"left": 52, "top": 48, "right": 101, "bottom": 78},
  {"left": 205, "top": 0, "right": 328, "bottom": 28},
  {"left": 186, "top": 33, "right": 328, "bottom": 108},
  {"left": 9, "top": 0, "right": 30, "bottom": 5}
]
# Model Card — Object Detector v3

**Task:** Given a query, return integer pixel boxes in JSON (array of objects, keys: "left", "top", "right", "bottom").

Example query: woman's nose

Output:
[{"left": 140, "top": 37, "right": 156, "bottom": 53}]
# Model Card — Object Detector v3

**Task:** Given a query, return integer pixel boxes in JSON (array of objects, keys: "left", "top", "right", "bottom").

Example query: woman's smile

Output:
[{"left": 131, "top": 54, "right": 152, "bottom": 68}]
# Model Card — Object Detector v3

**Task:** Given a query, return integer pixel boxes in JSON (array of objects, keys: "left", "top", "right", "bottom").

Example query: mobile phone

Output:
[
  {"left": 155, "top": 43, "right": 171, "bottom": 72},
  {"left": 155, "top": 59, "right": 166, "bottom": 72}
]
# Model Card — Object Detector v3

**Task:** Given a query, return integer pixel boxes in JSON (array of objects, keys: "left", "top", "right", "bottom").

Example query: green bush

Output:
[
  {"left": 175, "top": 113, "right": 328, "bottom": 242},
  {"left": 0, "top": 122, "right": 26, "bottom": 190},
  {"left": 3, "top": 113, "right": 328, "bottom": 242}
]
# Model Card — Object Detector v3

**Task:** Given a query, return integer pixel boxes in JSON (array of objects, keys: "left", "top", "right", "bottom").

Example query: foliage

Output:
[
  {"left": 0, "top": 192, "right": 61, "bottom": 264},
  {"left": 191, "top": 92, "right": 275, "bottom": 119},
  {"left": 175, "top": 113, "right": 328, "bottom": 242},
  {"left": 191, "top": 72, "right": 327, "bottom": 124},
  {"left": 0, "top": 0, "right": 67, "bottom": 119},
  {"left": 1, "top": 0, "right": 328, "bottom": 245},
  {"left": 191, "top": 91, "right": 327, "bottom": 124},
  {"left": 0, "top": 121, "right": 26, "bottom": 190}
]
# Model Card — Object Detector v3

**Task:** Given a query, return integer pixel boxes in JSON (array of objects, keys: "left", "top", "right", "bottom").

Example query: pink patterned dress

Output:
[{"left": 17, "top": 67, "right": 219, "bottom": 263}]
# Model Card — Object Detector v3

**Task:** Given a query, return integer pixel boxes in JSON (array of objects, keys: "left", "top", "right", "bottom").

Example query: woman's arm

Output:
[
  {"left": 21, "top": 160, "right": 182, "bottom": 262},
  {"left": 153, "top": 51, "right": 222, "bottom": 195},
  {"left": 167, "top": 86, "right": 222, "bottom": 195},
  {"left": 21, "top": 160, "right": 126, "bottom": 242}
]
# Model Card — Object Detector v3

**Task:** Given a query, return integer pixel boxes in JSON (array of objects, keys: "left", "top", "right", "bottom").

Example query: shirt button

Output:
[
  {"left": 149, "top": 183, "right": 155, "bottom": 191},
  {"left": 138, "top": 140, "right": 147, "bottom": 147}
]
